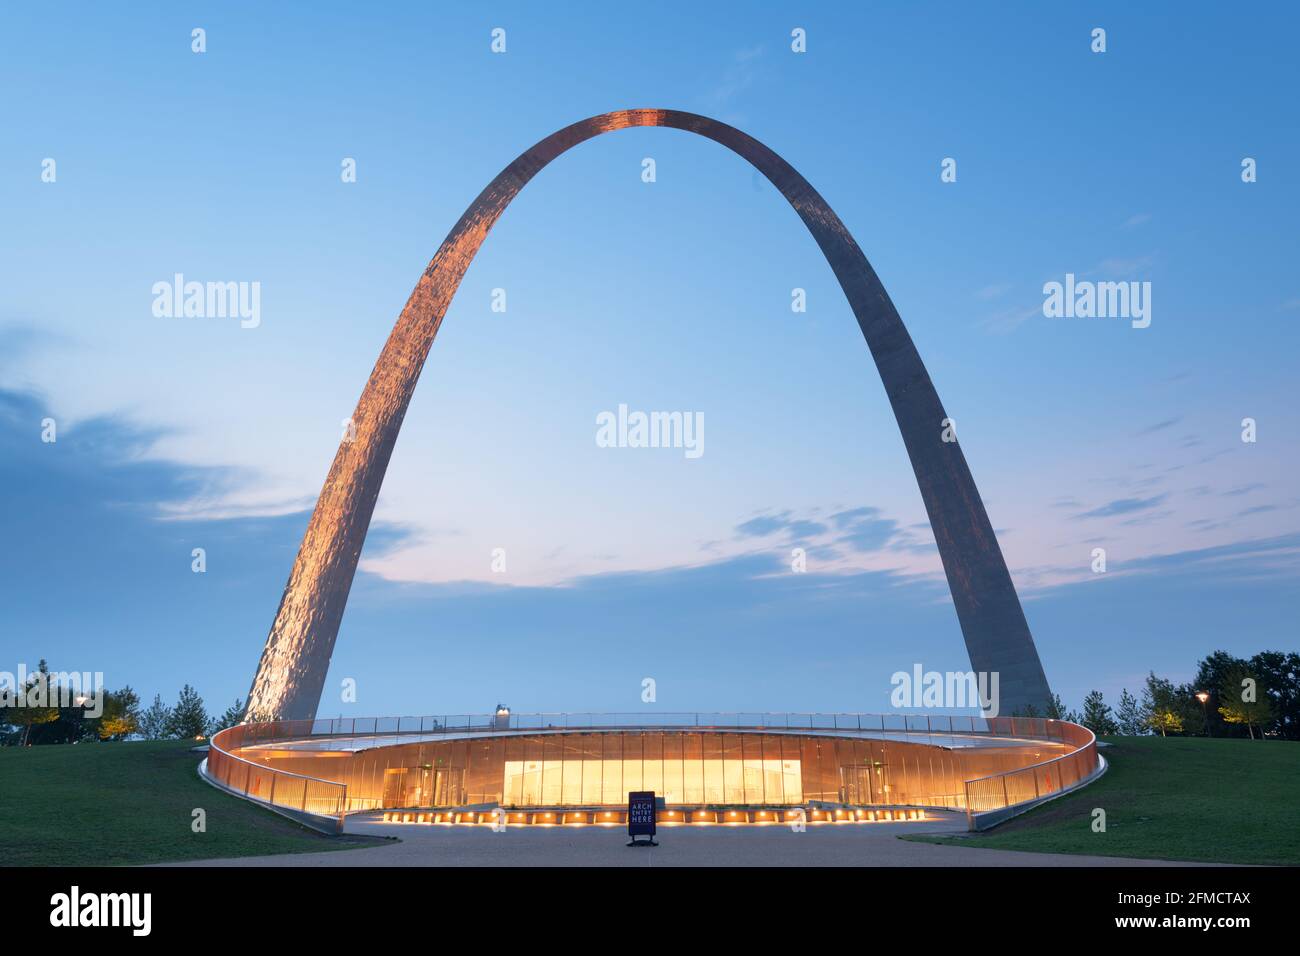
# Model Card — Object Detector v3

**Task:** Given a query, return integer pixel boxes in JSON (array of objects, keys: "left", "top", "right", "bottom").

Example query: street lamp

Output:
[{"left": 1195, "top": 691, "right": 1210, "bottom": 737}]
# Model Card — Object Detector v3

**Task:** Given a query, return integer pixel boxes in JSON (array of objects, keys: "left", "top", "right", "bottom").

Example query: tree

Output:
[
  {"left": 97, "top": 686, "right": 141, "bottom": 741},
  {"left": 1195, "top": 650, "right": 1251, "bottom": 738},
  {"left": 1247, "top": 651, "right": 1299, "bottom": 739},
  {"left": 1043, "top": 693, "right": 1083, "bottom": 724},
  {"left": 1081, "top": 690, "right": 1118, "bottom": 736},
  {"left": 208, "top": 698, "right": 245, "bottom": 736},
  {"left": 1174, "top": 682, "right": 1207, "bottom": 737},
  {"left": 6, "top": 660, "right": 59, "bottom": 746},
  {"left": 1143, "top": 672, "right": 1185, "bottom": 737},
  {"left": 138, "top": 694, "right": 172, "bottom": 740},
  {"left": 166, "top": 684, "right": 209, "bottom": 739},
  {"left": 1115, "top": 688, "right": 1147, "bottom": 736},
  {"left": 1218, "top": 666, "right": 1273, "bottom": 740},
  {"left": 1148, "top": 708, "right": 1184, "bottom": 737}
]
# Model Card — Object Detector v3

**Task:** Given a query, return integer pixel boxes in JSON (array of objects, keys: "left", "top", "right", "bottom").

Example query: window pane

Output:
[
  {"left": 601, "top": 734, "right": 622, "bottom": 804},
  {"left": 662, "top": 733, "right": 683, "bottom": 805}
]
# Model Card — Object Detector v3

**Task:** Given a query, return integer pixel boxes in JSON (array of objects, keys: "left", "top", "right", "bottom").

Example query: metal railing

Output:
[
  {"left": 205, "top": 723, "right": 348, "bottom": 831},
  {"left": 245, "top": 711, "right": 1068, "bottom": 742},
  {"left": 963, "top": 721, "right": 1099, "bottom": 828},
  {"left": 206, "top": 713, "right": 1101, "bottom": 830}
]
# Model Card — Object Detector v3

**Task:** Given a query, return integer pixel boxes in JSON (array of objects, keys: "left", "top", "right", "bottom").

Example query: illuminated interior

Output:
[
  {"left": 501, "top": 757, "right": 802, "bottom": 806},
  {"left": 219, "top": 726, "right": 1084, "bottom": 817},
  {"left": 205, "top": 715, "right": 1107, "bottom": 834}
]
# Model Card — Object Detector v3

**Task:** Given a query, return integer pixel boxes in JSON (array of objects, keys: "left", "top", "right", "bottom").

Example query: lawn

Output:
[
  {"left": 0, "top": 739, "right": 386, "bottom": 866},
  {"left": 907, "top": 736, "right": 1300, "bottom": 865}
]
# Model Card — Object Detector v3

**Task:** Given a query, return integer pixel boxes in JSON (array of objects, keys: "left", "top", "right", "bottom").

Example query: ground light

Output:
[{"left": 379, "top": 808, "right": 933, "bottom": 826}]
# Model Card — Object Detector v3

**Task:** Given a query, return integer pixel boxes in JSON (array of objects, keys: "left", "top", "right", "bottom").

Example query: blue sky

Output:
[{"left": 2, "top": 2, "right": 1297, "bottom": 718}]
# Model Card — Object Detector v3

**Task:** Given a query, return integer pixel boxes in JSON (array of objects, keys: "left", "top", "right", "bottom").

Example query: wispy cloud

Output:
[
  {"left": 1097, "top": 255, "right": 1155, "bottom": 277},
  {"left": 979, "top": 304, "right": 1040, "bottom": 335},
  {"left": 702, "top": 46, "right": 764, "bottom": 111},
  {"left": 735, "top": 512, "right": 792, "bottom": 537},
  {"left": 1237, "top": 504, "right": 1278, "bottom": 516},
  {"left": 1117, "top": 532, "right": 1300, "bottom": 581},
  {"left": 1072, "top": 494, "right": 1169, "bottom": 520},
  {"left": 1136, "top": 417, "right": 1181, "bottom": 435},
  {"left": 974, "top": 283, "right": 1011, "bottom": 301},
  {"left": 829, "top": 506, "right": 899, "bottom": 552},
  {"left": 1223, "top": 483, "right": 1265, "bottom": 497},
  {"left": 735, "top": 510, "right": 828, "bottom": 539},
  {"left": 0, "top": 322, "right": 71, "bottom": 373}
]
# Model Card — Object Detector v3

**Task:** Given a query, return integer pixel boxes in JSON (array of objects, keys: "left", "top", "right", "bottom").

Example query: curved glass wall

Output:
[{"left": 236, "top": 729, "right": 1068, "bottom": 813}]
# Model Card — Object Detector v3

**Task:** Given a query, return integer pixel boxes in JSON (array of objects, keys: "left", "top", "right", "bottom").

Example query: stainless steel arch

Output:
[{"left": 245, "top": 109, "right": 1053, "bottom": 721}]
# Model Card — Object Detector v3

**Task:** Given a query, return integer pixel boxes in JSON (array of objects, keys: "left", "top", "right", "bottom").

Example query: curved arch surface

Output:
[{"left": 245, "top": 109, "right": 1052, "bottom": 721}]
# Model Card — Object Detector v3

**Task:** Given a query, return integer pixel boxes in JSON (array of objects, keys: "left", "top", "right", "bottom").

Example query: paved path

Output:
[{"left": 167, "top": 811, "right": 1201, "bottom": 867}]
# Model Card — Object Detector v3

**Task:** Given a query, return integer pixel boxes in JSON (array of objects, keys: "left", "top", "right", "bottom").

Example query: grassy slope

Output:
[
  {"left": 908, "top": 736, "right": 1300, "bottom": 865},
  {"left": 0, "top": 740, "right": 386, "bottom": 866}
]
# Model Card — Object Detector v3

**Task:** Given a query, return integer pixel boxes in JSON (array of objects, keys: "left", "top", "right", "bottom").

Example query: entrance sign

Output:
[{"left": 627, "top": 790, "right": 658, "bottom": 847}]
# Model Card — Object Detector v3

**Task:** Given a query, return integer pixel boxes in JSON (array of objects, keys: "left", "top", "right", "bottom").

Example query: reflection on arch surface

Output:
[{"left": 245, "top": 109, "right": 1052, "bottom": 721}]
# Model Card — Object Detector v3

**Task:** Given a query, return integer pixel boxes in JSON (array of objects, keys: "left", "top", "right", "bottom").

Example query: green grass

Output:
[
  {"left": 906, "top": 736, "right": 1300, "bottom": 865},
  {"left": 0, "top": 740, "right": 387, "bottom": 866}
]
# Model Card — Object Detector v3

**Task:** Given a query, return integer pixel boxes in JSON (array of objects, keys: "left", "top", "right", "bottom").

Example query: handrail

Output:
[
  {"left": 961, "top": 724, "right": 1096, "bottom": 786},
  {"left": 303, "top": 711, "right": 1007, "bottom": 720},
  {"left": 963, "top": 721, "right": 1099, "bottom": 829},
  {"left": 204, "top": 724, "right": 348, "bottom": 829},
  {"left": 266, "top": 712, "right": 1080, "bottom": 740}
]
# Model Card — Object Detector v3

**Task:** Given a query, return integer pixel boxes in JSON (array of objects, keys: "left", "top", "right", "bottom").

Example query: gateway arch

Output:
[{"left": 245, "top": 109, "right": 1053, "bottom": 722}]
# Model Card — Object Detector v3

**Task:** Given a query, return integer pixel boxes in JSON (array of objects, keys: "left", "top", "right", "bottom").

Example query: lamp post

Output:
[{"left": 1195, "top": 691, "right": 1210, "bottom": 737}]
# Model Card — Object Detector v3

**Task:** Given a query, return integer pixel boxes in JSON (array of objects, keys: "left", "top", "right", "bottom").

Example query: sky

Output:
[{"left": 2, "top": 2, "right": 1297, "bottom": 720}]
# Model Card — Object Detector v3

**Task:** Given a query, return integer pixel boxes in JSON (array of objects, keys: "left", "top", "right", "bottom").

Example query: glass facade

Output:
[
  {"left": 502, "top": 757, "right": 799, "bottom": 807},
  {"left": 206, "top": 716, "right": 1101, "bottom": 831},
  {"left": 239, "top": 729, "right": 1070, "bottom": 813}
]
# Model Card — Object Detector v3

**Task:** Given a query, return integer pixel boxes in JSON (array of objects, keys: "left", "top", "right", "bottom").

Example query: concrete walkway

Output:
[{"left": 167, "top": 811, "right": 1201, "bottom": 867}]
